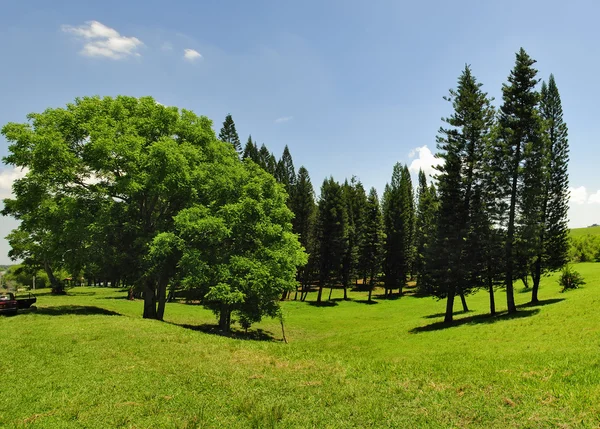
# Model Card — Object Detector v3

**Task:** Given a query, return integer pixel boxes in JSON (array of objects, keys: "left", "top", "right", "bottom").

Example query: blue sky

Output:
[{"left": 1, "top": 0, "right": 599, "bottom": 264}]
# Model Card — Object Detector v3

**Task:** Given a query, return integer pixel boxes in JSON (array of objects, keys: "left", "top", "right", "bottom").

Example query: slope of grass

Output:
[
  {"left": 1, "top": 263, "right": 599, "bottom": 428},
  {"left": 570, "top": 225, "right": 600, "bottom": 238}
]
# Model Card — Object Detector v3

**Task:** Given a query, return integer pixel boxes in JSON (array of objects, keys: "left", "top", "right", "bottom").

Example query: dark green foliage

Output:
[
  {"left": 242, "top": 135, "right": 259, "bottom": 161},
  {"left": 558, "top": 265, "right": 585, "bottom": 292},
  {"left": 275, "top": 145, "right": 296, "bottom": 192},
  {"left": 341, "top": 178, "right": 367, "bottom": 298},
  {"left": 530, "top": 74, "right": 570, "bottom": 302},
  {"left": 316, "top": 177, "right": 348, "bottom": 302},
  {"left": 414, "top": 170, "right": 438, "bottom": 293},
  {"left": 429, "top": 65, "right": 495, "bottom": 322},
  {"left": 359, "top": 188, "right": 385, "bottom": 301},
  {"left": 289, "top": 166, "right": 318, "bottom": 297},
  {"left": 218, "top": 114, "right": 242, "bottom": 154},
  {"left": 495, "top": 48, "right": 546, "bottom": 313},
  {"left": 569, "top": 235, "right": 600, "bottom": 262},
  {"left": 382, "top": 163, "right": 413, "bottom": 296}
]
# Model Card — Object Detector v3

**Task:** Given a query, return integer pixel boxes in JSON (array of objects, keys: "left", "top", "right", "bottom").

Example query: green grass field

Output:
[
  {"left": 1, "top": 263, "right": 599, "bottom": 428},
  {"left": 569, "top": 225, "right": 600, "bottom": 238}
]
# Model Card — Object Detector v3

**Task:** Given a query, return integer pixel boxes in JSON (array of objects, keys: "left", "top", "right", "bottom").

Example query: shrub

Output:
[{"left": 558, "top": 265, "right": 586, "bottom": 292}]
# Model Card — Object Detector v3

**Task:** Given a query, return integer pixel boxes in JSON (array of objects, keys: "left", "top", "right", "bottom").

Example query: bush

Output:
[
  {"left": 558, "top": 265, "right": 586, "bottom": 292},
  {"left": 569, "top": 235, "right": 600, "bottom": 262}
]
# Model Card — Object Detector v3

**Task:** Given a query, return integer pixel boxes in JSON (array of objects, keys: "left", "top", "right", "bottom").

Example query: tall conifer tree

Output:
[
  {"left": 316, "top": 178, "right": 348, "bottom": 303},
  {"left": 495, "top": 49, "right": 546, "bottom": 314},
  {"left": 218, "top": 114, "right": 242, "bottom": 154},
  {"left": 530, "top": 74, "right": 570, "bottom": 303},
  {"left": 430, "top": 65, "right": 495, "bottom": 322}
]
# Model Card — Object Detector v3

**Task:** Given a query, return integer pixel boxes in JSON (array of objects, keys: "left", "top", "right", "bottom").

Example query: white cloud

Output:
[
  {"left": 183, "top": 48, "right": 202, "bottom": 61},
  {"left": 588, "top": 190, "right": 600, "bottom": 204},
  {"left": 62, "top": 21, "right": 143, "bottom": 60},
  {"left": 275, "top": 116, "right": 293, "bottom": 124},
  {"left": 408, "top": 145, "right": 442, "bottom": 179},
  {"left": 0, "top": 167, "right": 28, "bottom": 199},
  {"left": 569, "top": 186, "right": 588, "bottom": 205}
]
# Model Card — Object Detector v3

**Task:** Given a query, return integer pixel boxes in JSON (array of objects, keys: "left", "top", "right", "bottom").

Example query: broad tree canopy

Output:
[{"left": 2, "top": 96, "right": 306, "bottom": 327}]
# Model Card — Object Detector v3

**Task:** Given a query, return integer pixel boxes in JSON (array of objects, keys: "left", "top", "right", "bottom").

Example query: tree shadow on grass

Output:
[
  {"left": 306, "top": 300, "right": 339, "bottom": 308},
  {"left": 173, "top": 323, "right": 279, "bottom": 342},
  {"left": 519, "top": 298, "right": 565, "bottom": 308},
  {"left": 354, "top": 299, "right": 379, "bottom": 305},
  {"left": 410, "top": 308, "right": 540, "bottom": 333},
  {"left": 36, "top": 305, "right": 121, "bottom": 316},
  {"left": 423, "top": 310, "right": 473, "bottom": 319}
]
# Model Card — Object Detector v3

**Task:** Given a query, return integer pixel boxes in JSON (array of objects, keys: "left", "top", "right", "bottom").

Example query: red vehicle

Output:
[
  {"left": 0, "top": 292, "right": 36, "bottom": 315},
  {"left": 0, "top": 293, "right": 18, "bottom": 315}
]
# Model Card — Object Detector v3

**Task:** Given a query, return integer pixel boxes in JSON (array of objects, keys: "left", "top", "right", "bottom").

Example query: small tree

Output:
[{"left": 558, "top": 265, "right": 585, "bottom": 292}]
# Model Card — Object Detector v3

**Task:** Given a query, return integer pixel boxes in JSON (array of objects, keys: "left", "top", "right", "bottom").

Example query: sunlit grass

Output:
[{"left": 1, "top": 263, "right": 599, "bottom": 428}]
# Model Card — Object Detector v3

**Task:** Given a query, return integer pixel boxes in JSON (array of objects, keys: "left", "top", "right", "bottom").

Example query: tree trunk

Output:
[
  {"left": 328, "top": 287, "right": 333, "bottom": 300},
  {"left": 143, "top": 279, "right": 157, "bottom": 319},
  {"left": 316, "top": 286, "right": 323, "bottom": 303},
  {"left": 368, "top": 288, "right": 372, "bottom": 302},
  {"left": 459, "top": 290, "right": 469, "bottom": 312},
  {"left": 444, "top": 289, "right": 455, "bottom": 323},
  {"left": 343, "top": 286, "right": 347, "bottom": 300},
  {"left": 531, "top": 257, "right": 541, "bottom": 304},
  {"left": 488, "top": 277, "right": 496, "bottom": 316},
  {"left": 218, "top": 305, "right": 231, "bottom": 333},
  {"left": 45, "top": 261, "right": 63, "bottom": 294},
  {"left": 505, "top": 143, "right": 521, "bottom": 314},
  {"left": 156, "top": 278, "right": 168, "bottom": 321}
]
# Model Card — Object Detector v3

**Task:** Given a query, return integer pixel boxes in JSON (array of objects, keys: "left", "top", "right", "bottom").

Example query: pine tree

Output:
[
  {"left": 414, "top": 170, "right": 438, "bottom": 292},
  {"left": 495, "top": 49, "right": 546, "bottom": 314},
  {"left": 530, "top": 74, "right": 570, "bottom": 303},
  {"left": 360, "top": 187, "right": 385, "bottom": 301},
  {"left": 382, "top": 163, "right": 413, "bottom": 297},
  {"left": 218, "top": 114, "right": 242, "bottom": 154},
  {"left": 430, "top": 65, "right": 495, "bottom": 322},
  {"left": 400, "top": 165, "right": 415, "bottom": 279},
  {"left": 279, "top": 146, "right": 296, "bottom": 189},
  {"left": 242, "top": 135, "right": 259, "bottom": 162},
  {"left": 316, "top": 178, "right": 348, "bottom": 303},
  {"left": 341, "top": 178, "right": 367, "bottom": 299},
  {"left": 290, "top": 166, "right": 317, "bottom": 300}
]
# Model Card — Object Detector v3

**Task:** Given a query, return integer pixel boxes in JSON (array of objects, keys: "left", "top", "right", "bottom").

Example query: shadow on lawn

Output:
[
  {"left": 306, "top": 300, "right": 339, "bottom": 307},
  {"left": 410, "top": 308, "right": 540, "bottom": 333},
  {"left": 520, "top": 298, "right": 565, "bottom": 307},
  {"left": 423, "top": 310, "right": 473, "bottom": 319},
  {"left": 36, "top": 305, "right": 121, "bottom": 316},
  {"left": 173, "top": 323, "right": 279, "bottom": 342}
]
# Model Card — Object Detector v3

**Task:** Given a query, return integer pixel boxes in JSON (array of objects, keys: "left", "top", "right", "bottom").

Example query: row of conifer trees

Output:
[{"left": 218, "top": 48, "right": 570, "bottom": 322}]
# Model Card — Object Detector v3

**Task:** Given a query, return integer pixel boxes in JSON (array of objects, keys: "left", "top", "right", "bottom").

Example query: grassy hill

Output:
[
  {"left": 1, "top": 263, "right": 599, "bottom": 428},
  {"left": 570, "top": 225, "right": 600, "bottom": 238}
]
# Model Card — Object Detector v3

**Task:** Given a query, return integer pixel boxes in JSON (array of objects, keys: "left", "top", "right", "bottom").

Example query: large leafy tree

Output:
[
  {"left": 529, "top": 74, "right": 570, "bottom": 303},
  {"left": 218, "top": 113, "right": 242, "bottom": 154},
  {"left": 494, "top": 49, "right": 546, "bottom": 314},
  {"left": 172, "top": 161, "right": 306, "bottom": 332},
  {"left": 2, "top": 96, "right": 306, "bottom": 325},
  {"left": 430, "top": 65, "right": 495, "bottom": 322}
]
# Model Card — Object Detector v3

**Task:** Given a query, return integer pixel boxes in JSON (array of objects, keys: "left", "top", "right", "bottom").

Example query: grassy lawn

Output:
[
  {"left": 1, "top": 263, "right": 599, "bottom": 428},
  {"left": 570, "top": 225, "right": 600, "bottom": 238}
]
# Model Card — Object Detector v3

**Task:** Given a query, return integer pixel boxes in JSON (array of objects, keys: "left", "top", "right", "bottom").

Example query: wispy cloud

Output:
[
  {"left": 161, "top": 42, "right": 173, "bottom": 51},
  {"left": 275, "top": 116, "right": 293, "bottom": 124},
  {"left": 0, "top": 167, "right": 28, "bottom": 199},
  {"left": 61, "top": 20, "right": 143, "bottom": 60},
  {"left": 183, "top": 48, "right": 202, "bottom": 62},
  {"left": 407, "top": 145, "right": 442, "bottom": 179}
]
